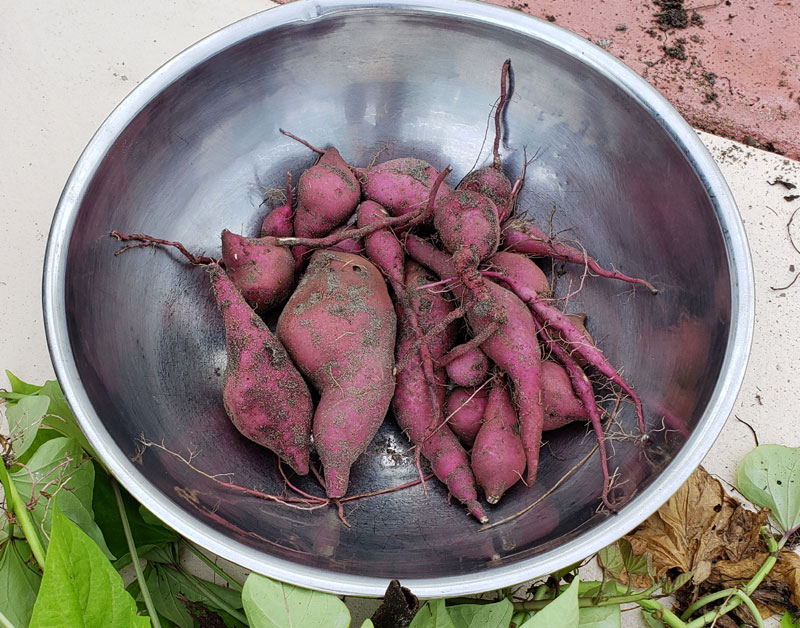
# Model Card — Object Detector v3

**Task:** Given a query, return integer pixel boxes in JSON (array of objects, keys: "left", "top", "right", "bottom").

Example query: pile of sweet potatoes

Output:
[{"left": 113, "top": 60, "right": 656, "bottom": 522}]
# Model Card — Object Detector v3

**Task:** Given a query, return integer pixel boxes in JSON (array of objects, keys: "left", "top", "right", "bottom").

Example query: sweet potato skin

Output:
[
  {"left": 276, "top": 250, "right": 396, "bottom": 498},
  {"left": 541, "top": 361, "right": 588, "bottom": 430},
  {"left": 471, "top": 381, "right": 526, "bottom": 504},
  {"left": 356, "top": 158, "right": 452, "bottom": 217},
  {"left": 294, "top": 148, "right": 360, "bottom": 239},
  {"left": 210, "top": 264, "right": 312, "bottom": 475},
  {"left": 220, "top": 230, "right": 295, "bottom": 313},
  {"left": 445, "top": 386, "right": 489, "bottom": 447},
  {"left": 446, "top": 347, "right": 490, "bottom": 388},
  {"left": 392, "top": 261, "right": 487, "bottom": 522}
]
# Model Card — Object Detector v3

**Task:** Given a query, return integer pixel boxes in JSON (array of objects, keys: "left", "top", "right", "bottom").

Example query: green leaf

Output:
[
  {"left": 10, "top": 437, "right": 112, "bottom": 559},
  {"left": 5, "top": 396, "right": 49, "bottom": 457},
  {"left": 738, "top": 444, "right": 800, "bottom": 533},
  {"left": 37, "top": 381, "right": 95, "bottom": 457},
  {"left": 578, "top": 605, "right": 620, "bottom": 627},
  {"left": 157, "top": 563, "right": 244, "bottom": 612},
  {"left": 596, "top": 539, "right": 649, "bottom": 582},
  {"left": 92, "top": 466, "right": 178, "bottom": 567},
  {"left": 5, "top": 371, "right": 42, "bottom": 396},
  {"left": 409, "top": 599, "right": 456, "bottom": 628},
  {"left": 518, "top": 577, "right": 580, "bottom": 628},
  {"left": 447, "top": 599, "right": 513, "bottom": 628},
  {"left": 596, "top": 544, "right": 624, "bottom": 580},
  {"left": 144, "top": 565, "right": 193, "bottom": 628},
  {"left": 661, "top": 570, "right": 693, "bottom": 595},
  {"left": 0, "top": 539, "right": 42, "bottom": 628},
  {"left": 782, "top": 611, "right": 800, "bottom": 628},
  {"left": 360, "top": 621, "right": 375, "bottom": 628},
  {"left": 572, "top": 582, "right": 620, "bottom": 627},
  {"left": 641, "top": 610, "right": 666, "bottom": 628},
  {"left": 242, "top": 572, "right": 350, "bottom": 628},
  {"left": 15, "top": 430, "right": 63, "bottom": 466},
  {"left": 28, "top": 506, "right": 150, "bottom": 627}
]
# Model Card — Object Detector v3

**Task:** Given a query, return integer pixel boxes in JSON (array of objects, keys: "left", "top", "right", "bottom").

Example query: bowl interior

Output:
[{"left": 54, "top": 2, "right": 734, "bottom": 593}]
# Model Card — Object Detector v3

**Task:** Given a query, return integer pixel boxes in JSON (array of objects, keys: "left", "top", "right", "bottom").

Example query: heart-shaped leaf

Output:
[{"left": 737, "top": 445, "right": 800, "bottom": 534}]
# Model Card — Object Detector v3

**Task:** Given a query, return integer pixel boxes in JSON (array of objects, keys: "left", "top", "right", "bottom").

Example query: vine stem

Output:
[
  {"left": 683, "top": 533, "right": 778, "bottom": 627},
  {"left": 0, "top": 458, "right": 46, "bottom": 569},
  {"left": 111, "top": 477, "right": 162, "bottom": 628},
  {"left": 182, "top": 539, "right": 243, "bottom": 592},
  {"left": 0, "top": 608, "right": 18, "bottom": 628}
]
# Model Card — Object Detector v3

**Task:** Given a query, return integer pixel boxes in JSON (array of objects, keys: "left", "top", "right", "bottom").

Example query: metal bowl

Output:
[{"left": 43, "top": 0, "right": 753, "bottom": 597}]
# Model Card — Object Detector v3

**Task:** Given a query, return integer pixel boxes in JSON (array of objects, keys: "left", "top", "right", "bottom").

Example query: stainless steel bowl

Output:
[{"left": 43, "top": 0, "right": 753, "bottom": 597}]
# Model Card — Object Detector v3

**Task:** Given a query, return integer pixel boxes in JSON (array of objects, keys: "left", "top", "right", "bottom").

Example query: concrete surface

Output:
[{"left": 1, "top": 2, "right": 799, "bottom": 626}]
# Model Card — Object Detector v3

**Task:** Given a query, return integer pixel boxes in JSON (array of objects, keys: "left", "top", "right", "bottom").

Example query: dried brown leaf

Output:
[{"left": 626, "top": 467, "right": 766, "bottom": 585}]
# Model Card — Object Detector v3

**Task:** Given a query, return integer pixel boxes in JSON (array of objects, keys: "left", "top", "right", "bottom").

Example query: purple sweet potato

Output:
[
  {"left": 471, "top": 379, "right": 526, "bottom": 504},
  {"left": 487, "top": 251, "right": 550, "bottom": 298},
  {"left": 392, "top": 261, "right": 487, "bottom": 522},
  {"left": 359, "top": 201, "right": 444, "bottom": 441},
  {"left": 446, "top": 346, "right": 491, "bottom": 388},
  {"left": 356, "top": 157, "right": 453, "bottom": 217},
  {"left": 541, "top": 361, "right": 588, "bottom": 430},
  {"left": 445, "top": 386, "right": 490, "bottom": 447},
  {"left": 209, "top": 264, "right": 312, "bottom": 475},
  {"left": 260, "top": 172, "right": 294, "bottom": 238},
  {"left": 276, "top": 250, "right": 396, "bottom": 498},
  {"left": 294, "top": 147, "right": 360, "bottom": 239},
  {"left": 486, "top": 269, "right": 646, "bottom": 435},
  {"left": 220, "top": 229, "right": 295, "bottom": 313},
  {"left": 405, "top": 235, "right": 545, "bottom": 484}
]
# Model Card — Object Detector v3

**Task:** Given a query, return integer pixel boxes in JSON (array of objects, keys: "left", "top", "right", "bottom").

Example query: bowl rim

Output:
[{"left": 42, "top": 0, "right": 755, "bottom": 598}]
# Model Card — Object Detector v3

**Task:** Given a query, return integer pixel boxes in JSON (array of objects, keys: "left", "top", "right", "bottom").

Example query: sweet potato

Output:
[
  {"left": 260, "top": 172, "right": 294, "bottom": 238},
  {"left": 541, "top": 361, "right": 588, "bottom": 430},
  {"left": 502, "top": 217, "right": 658, "bottom": 294},
  {"left": 405, "top": 235, "right": 545, "bottom": 484},
  {"left": 209, "top": 264, "right": 312, "bottom": 475},
  {"left": 392, "top": 261, "right": 486, "bottom": 521},
  {"left": 445, "top": 386, "right": 490, "bottom": 447},
  {"left": 276, "top": 250, "right": 396, "bottom": 498},
  {"left": 487, "top": 251, "right": 550, "bottom": 298},
  {"left": 356, "top": 157, "right": 452, "bottom": 217},
  {"left": 446, "top": 346, "right": 491, "bottom": 388},
  {"left": 220, "top": 229, "right": 295, "bottom": 313},
  {"left": 471, "top": 378, "right": 526, "bottom": 504},
  {"left": 293, "top": 147, "right": 360, "bottom": 239},
  {"left": 485, "top": 269, "right": 645, "bottom": 434}
]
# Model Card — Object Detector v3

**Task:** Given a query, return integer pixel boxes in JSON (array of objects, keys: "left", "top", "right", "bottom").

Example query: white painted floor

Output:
[{"left": 2, "top": 2, "right": 798, "bottom": 626}]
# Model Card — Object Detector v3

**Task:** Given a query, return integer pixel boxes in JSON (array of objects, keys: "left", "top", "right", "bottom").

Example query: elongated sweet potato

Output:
[
  {"left": 392, "top": 261, "right": 487, "bottom": 522},
  {"left": 276, "top": 250, "right": 396, "bottom": 498},
  {"left": 209, "top": 264, "right": 312, "bottom": 475},
  {"left": 405, "top": 235, "right": 545, "bottom": 484},
  {"left": 471, "top": 378, "right": 526, "bottom": 504}
]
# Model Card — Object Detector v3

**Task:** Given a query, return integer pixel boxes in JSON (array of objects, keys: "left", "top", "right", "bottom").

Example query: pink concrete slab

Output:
[{"left": 487, "top": 0, "right": 800, "bottom": 159}]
